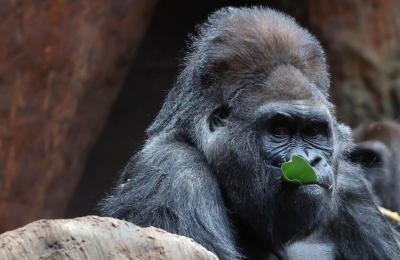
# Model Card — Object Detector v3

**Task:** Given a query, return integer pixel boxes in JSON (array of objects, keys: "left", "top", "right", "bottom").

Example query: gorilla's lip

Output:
[
  {"left": 314, "top": 170, "right": 334, "bottom": 190},
  {"left": 280, "top": 183, "right": 330, "bottom": 202},
  {"left": 270, "top": 165, "right": 333, "bottom": 190},
  {"left": 281, "top": 181, "right": 332, "bottom": 190},
  {"left": 281, "top": 181, "right": 330, "bottom": 190},
  {"left": 316, "top": 183, "right": 332, "bottom": 190},
  {"left": 295, "top": 180, "right": 332, "bottom": 190}
]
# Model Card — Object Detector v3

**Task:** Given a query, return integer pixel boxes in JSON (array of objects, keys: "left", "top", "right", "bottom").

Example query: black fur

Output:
[
  {"left": 100, "top": 7, "right": 400, "bottom": 259},
  {"left": 351, "top": 121, "right": 400, "bottom": 212}
]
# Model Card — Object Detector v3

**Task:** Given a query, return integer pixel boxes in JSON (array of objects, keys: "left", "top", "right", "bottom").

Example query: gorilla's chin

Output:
[{"left": 273, "top": 183, "right": 333, "bottom": 244}]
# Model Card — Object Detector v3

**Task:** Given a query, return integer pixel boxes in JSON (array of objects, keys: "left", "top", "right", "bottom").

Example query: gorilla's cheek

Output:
[{"left": 205, "top": 125, "right": 259, "bottom": 172}]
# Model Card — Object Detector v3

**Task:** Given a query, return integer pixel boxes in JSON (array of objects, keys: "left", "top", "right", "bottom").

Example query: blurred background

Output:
[{"left": 0, "top": 0, "right": 399, "bottom": 232}]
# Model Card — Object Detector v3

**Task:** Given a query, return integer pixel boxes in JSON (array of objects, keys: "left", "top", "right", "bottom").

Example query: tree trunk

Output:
[
  {"left": 307, "top": 0, "right": 400, "bottom": 126},
  {"left": 0, "top": 216, "right": 217, "bottom": 260},
  {"left": 0, "top": 0, "right": 157, "bottom": 232}
]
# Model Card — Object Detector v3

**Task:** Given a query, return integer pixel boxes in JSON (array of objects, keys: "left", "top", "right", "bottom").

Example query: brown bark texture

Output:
[
  {"left": 307, "top": 0, "right": 400, "bottom": 126},
  {"left": 0, "top": 216, "right": 218, "bottom": 260},
  {"left": 0, "top": 0, "right": 157, "bottom": 232}
]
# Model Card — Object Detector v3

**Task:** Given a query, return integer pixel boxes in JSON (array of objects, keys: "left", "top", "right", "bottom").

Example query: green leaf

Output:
[{"left": 281, "top": 155, "right": 318, "bottom": 185}]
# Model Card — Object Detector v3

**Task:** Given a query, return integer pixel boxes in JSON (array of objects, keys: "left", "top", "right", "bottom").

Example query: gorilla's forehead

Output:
[{"left": 229, "top": 64, "right": 328, "bottom": 109}]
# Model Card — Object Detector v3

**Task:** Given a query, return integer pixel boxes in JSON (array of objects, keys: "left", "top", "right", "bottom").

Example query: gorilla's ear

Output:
[
  {"left": 349, "top": 142, "right": 386, "bottom": 168},
  {"left": 208, "top": 105, "right": 230, "bottom": 131}
]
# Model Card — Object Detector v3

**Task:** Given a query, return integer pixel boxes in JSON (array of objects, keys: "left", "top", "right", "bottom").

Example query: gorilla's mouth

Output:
[
  {"left": 281, "top": 181, "right": 331, "bottom": 194},
  {"left": 316, "top": 182, "right": 332, "bottom": 189},
  {"left": 269, "top": 164, "right": 333, "bottom": 190},
  {"left": 282, "top": 181, "right": 330, "bottom": 189},
  {"left": 313, "top": 168, "right": 334, "bottom": 190},
  {"left": 278, "top": 170, "right": 333, "bottom": 202}
]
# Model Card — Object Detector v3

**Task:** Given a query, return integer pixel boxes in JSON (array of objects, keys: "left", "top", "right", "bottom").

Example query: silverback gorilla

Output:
[{"left": 100, "top": 7, "right": 400, "bottom": 259}]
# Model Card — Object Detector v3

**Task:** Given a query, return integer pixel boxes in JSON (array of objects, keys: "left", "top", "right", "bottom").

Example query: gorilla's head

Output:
[
  {"left": 351, "top": 121, "right": 400, "bottom": 211},
  {"left": 148, "top": 7, "right": 338, "bottom": 246}
]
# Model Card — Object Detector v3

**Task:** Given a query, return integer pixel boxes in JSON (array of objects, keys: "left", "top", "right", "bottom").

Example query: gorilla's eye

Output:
[
  {"left": 270, "top": 125, "right": 290, "bottom": 138},
  {"left": 303, "top": 126, "right": 320, "bottom": 137},
  {"left": 303, "top": 122, "right": 328, "bottom": 138},
  {"left": 208, "top": 106, "right": 230, "bottom": 131}
]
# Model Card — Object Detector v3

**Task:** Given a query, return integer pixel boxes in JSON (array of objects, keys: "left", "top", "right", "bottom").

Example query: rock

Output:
[{"left": 0, "top": 216, "right": 218, "bottom": 260}]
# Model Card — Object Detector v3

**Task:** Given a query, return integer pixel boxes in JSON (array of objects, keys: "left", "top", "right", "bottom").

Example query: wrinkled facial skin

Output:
[
  {"left": 257, "top": 103, "right": 334, "bottom": 188},
  {"left": 205, "top": 95, "right": 336, "bottom": 247}
]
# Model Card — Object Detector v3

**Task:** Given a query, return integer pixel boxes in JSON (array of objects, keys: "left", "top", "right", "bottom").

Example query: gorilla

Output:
[
  {"left": 100, "top": 7, "right": 400, "bottom": 259},
  {"left": 351, "top": 121, "right": 400, "bottom": 212}
]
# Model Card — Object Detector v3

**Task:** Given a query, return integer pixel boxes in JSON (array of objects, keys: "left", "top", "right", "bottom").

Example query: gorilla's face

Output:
[
  {"left": 203, "top": 69, "right": 337, "bottom": 245},
  {"left": 256, "top": 102, "right": 334, "bottom": 187}
]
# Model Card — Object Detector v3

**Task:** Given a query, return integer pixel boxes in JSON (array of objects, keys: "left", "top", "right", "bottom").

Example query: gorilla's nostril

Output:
[
  {"left": 310, "top": 156, "right": 322, "bottom": 167},
  {"left": 271, "top": 160, "right": 281, "bottom": 168}
]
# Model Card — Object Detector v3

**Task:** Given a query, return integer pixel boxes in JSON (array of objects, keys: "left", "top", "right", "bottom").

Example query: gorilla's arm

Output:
[
  {"left": 99, "top": 133, "right": 240, "bottom": 260},
  {"left": 332, "top": 161, "right": 400, "bottom": 259}
]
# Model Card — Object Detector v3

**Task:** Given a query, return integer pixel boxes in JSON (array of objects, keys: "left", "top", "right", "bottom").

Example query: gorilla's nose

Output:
[{"left": 286, "top": 150, "right": 322, "bottom": 167}]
